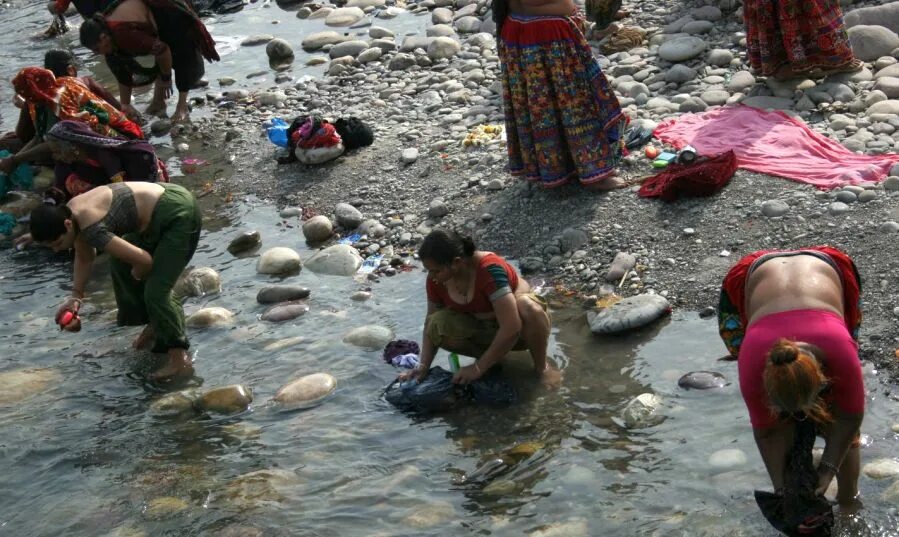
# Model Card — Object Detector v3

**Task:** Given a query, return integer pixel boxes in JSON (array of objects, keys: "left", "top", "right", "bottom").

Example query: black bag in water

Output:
[
  {"left": 754, "top": 418, "right": 834, "bottom": 536},
  {"left": 384, "top": 366, "right": 517, "bottom": 413}
]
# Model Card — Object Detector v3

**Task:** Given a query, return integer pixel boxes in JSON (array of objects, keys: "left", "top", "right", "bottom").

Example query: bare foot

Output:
[
  {"left": 614, "top": 9, "right": 630, "bottom": 20},
  {"left": 171, "top": 105, "right": 190, "bottom": 124},
  {"left": 539, "top": 366, "right": 562, "bottom": 389},
  {"left": 133, "top": 325, "right": 155, "bottom": 350},
  {"left": 837, "top": 496, "right": 864, "bottom": 516},
  {"left": 148, "top": 349, "right": 194, "bottom": 382},
  {"left": 145, "top": 100, "right": 167, "bottom": 118},
  {"left": 584, "top": 175, "right": 627, "bottom": 191}
]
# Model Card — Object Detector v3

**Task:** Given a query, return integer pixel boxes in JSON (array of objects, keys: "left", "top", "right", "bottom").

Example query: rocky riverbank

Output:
[{"left": 164, "top": 0, "right": 899, "bottom": 379}]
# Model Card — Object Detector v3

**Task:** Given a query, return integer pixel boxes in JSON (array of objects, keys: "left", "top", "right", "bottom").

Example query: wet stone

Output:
[
  {"left": 343, "top": 324, "right": 394, "bottom": 348},
  {"left": 256, "top": 285, "right": 311, "bottom": 304},
  {"left": 862, "top": 458, "right": 899, "bottom": 479},
  {"left": 678, "top": 371, "right": 727, "bottom": 390},
  {"left": 197, "top": 384, "right": 253, "bottom": 414},
  {"left": 173, "top": 267, "right": 221, "bottom": 298},
  {"left": 622, "top": 393, "right": 663, "bottom": 429},
  {"left": 587, "top": 294, "right": 671, "bottom": 335},
  {"left": 261, "top": 302, "right": 309, "bottom": 322},
  {"left": 272, "top": 372, "right": 337, "bottom": 410},
  {"left": 227, "top": 230, "right": 262, "bottom": 255},
  {"left": 186, "top": 307, "right": 234, "bottom": 328},
  {"left": 256, "top": 247, "right": 302, "bottom": 275}
]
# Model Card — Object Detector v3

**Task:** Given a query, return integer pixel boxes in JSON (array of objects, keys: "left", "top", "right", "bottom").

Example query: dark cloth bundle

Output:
[
  {"left": 382, "top": 339, "right": 420, "bottom": 364},
  {"left": 754, "top": 418, "right": 834, "bottom": 536},
  {"left": 384, "top": 366, "right": 517, "bottom": 413},
  {"left": 638, "top": 150, "right": 737, "bottom": 201},
  {"left": 333, "top": 117, "right": 374, "bottom": 150}
]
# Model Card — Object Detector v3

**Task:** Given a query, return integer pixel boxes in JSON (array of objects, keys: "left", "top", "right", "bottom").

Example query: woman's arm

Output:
[
  {"left": 816, "top": 409, "right": 864, "bottom": 494},
  {"left": 103, "top": 236, "right": 152, "bottom": 273},
  {"left": 402, "top": 301, "right": 439, "bottom": 382},
  {"left": 0, "top": 141, "right": 50, "bottom": 173},
  {"left": 454, "top": 293, "right": 521, "bottom": 383},
  {"left": 72, "top": 237, "right": 97, "bottom": 299},
  {"left": 118, "top": 83, "right": 133, "bottom": 108}
]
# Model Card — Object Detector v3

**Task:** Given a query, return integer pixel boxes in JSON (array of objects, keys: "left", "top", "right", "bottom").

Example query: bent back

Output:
[{"left": 745, "top": 255, "right": 844, "bottom": 325}]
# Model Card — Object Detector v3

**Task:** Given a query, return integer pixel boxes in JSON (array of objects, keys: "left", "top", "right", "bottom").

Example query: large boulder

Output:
[
  {"left": 343, "top": 325, "right": 395, "bottom": 348},
  {"left": 304, "top": 244, "right": 363, "bottom": 276},
  {"left": 658, "top": 36, "right": 706, "bottom": 62},
  {"left": 844, "top": 2, "right": 899, "bottom": 34},
  {"left": 173, "top": 267, "right": 221, "bottom": 299},
  {"left": 847, "top": 25, "right": 899, "bottom": 61},
  {"left": 428, "top": 36, "right": 461, "bottom": 61},
  {"left": 272, "top": 373, "right": 338, "bottom": 410},
  {"left": 186, "top": 307, "right": 234, "bottom": 328},
  {"left": 302, "top": 31, "right": 347, "bottom": 51},
  {"left": 325, "top": 6, "right": 365, "bottom": 27},
  {"left": 587, "top": 294, "right": 671, "bottom": 334},
  {"left": 302, "top": 215, "right": 333, "bottom": 243},
  {"left": 265, "top": 38, "right": 294, "bottom": 64},
  {"left": 256, "top": 247, "right": 302, "bottom": 275},
  {"left": 621, "top": 393, "right": 664, "bottom": 429}
]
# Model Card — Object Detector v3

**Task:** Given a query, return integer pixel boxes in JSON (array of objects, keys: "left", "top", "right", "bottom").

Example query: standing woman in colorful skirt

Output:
[
  {"left": 496, "top": 0, "right": 628, "bottom": 190},
  {"left": 743, "top": 0, "right": 863, "bottom": 79}
]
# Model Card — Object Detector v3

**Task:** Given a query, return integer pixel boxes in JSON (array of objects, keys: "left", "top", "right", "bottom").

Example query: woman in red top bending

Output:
[{"left": 403, "top": 229, "right": 559, "bottom": 387}]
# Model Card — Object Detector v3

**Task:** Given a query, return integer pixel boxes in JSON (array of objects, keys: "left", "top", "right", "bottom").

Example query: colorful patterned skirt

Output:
[
  {"left": 499, "top": 12, "right": 626, "bottom": 188},
  {"left": 744, "top": 0, "right": 856, "bottom": 76}
]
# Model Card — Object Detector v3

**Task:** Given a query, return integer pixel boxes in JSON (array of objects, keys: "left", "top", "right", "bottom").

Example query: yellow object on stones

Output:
[{"left": 462, "top": 124, "right": 504, "bottom": 148}]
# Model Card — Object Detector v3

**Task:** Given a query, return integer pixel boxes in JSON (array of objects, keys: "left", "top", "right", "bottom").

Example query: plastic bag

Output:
[{"left": 265, "top": 118, "right": 290, "bottom": 148}]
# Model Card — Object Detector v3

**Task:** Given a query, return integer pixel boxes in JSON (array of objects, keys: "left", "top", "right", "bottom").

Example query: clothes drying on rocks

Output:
[
  {"left": 638, "top": 150, "right": 737, "bottom": 201},
  {"left": 653, "top": 105, "right": 899, "bottom": 189}
]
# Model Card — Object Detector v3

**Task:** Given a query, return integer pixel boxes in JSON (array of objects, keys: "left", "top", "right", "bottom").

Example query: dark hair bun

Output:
[{"left": 768, "top": 339, "right": 800, "bottom": 365}]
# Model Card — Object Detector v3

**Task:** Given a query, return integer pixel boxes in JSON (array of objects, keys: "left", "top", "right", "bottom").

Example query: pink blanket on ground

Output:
[{"left": 653, "top": 105, "right": 899, "bottom": 190}]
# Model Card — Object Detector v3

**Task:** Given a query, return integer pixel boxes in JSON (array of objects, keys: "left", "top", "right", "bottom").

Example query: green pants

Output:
[{"left": 110, "top": 184, "right": 201, "bottom": 353}]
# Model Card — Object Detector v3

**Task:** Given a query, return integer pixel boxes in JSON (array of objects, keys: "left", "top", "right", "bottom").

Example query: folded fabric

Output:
[
  {"left": 382, "top": 339, "right": 421, "bottom": 364},
  {"left": 654, "top": 105, "right": 899, "bottom": 190},
  {"left": 390, "top": 353, "right": 420, "bottom": 369},
  {"left": 639, "top": 150, "right": 737, "bottom": 201}
]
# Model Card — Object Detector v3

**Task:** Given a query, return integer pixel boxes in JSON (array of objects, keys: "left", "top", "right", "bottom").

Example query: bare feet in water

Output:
[
  {"left": 585, "top": 175, "right": 627, "bottom": 191},
  {"left": 148, "top": 349, "right": 194, "bottom": 382},
  {"left": 171, "top": 104, "right": 190, "bottom": 124},
  {"left": 145, "top": 100, "right": 167, "bottom": 118},
  {"left": 133, "top": 325, "right": 155, "bottom": 350},
  {"left": 539, "top": 366, "right": 562, "bottom": 389}
]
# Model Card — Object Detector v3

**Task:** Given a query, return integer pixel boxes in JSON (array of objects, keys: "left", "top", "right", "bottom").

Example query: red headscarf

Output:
[{"left": 12, "top": 67, "right": 143, "bottom": 140}]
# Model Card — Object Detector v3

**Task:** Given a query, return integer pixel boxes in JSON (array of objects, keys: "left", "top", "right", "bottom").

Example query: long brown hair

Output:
[{"left": 763, "top": 339, "right": 832, "bottom": 424}]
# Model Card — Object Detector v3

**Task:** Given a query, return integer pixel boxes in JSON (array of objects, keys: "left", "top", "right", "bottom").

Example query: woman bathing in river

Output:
[{"left": 401, "top": 230, "right": 560, "bottom": 387}]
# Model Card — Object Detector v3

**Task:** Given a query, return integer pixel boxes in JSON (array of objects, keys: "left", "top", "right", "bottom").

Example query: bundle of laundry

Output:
[{"left": 277, "top": 115, "right": 374, "bottom": 165}]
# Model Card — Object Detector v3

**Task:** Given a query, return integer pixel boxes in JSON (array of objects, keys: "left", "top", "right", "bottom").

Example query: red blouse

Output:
[{"left": 426, "top": 253, "right": 519, "bottom": 314}]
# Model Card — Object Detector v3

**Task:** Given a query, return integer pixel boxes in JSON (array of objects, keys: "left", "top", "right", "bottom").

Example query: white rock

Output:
[
  {"left": 427, "top": 24, "right": 457, "bottom": 37},
  {"left": 844, "top": 2, "right": 899, "bottom": 33},
  {"left": 874, "top": 63, "right": 899, "bottom": 79},
  {"left": 883, "top": 176, "right": 899, "bottom": 191},
  {"left": 302, "top": 215, "right": 333, "bottom": 243},
  {"left": 884, "top": 480, "right": 899, "bottom": 504},
  {"left": 345, "top": 0, "right": 385, "bottom": 7},
  {"left": 454, "top": 16, "right": 481, "bottom": 33},
  {"left": 186, "top": 307, "right": 235, "bottom": 328},
  {"left": 256, "top": 247, "right": 302, "bottom": 274},
  {"left": 432, "top": 7, "right": 453, "bottom": 24},
  {"left": 273, "top": 373, "right": 337, "bottom": 410},
  {"left": 256, "top": 91, "right": 286, "bottom": 106},
  {"left": 658, "top": 36, "right": 707, "bottom": 62},
  {"left": 709, "top": 448, "right": 748, "bottom": 469},
  {"left": 197, "top": 384, "right": 253, "bottom": 414},
  {"left": 343, "top": 325, "right": 395, "bottom": 348},
  {"left": 862, "top": 458, "right": 899, "bottom": 479},
  {"left": 173, "top": 267, "right": 221, "bottom": 298},
  {"left": 587, "top": 294, "right": 670, "bottom": 334},
  {"left": 874, "top": 76, "right": 899, "bottom": 98},
  {"left": 622, "top": 393, "right": 663, "bottom": 429},
  {"left": 848, "top": 25, "right": 899, "bottom": 61},
  {"left": 401, "top": 147, "right": 420, "bottom": 164},
  {"left": 369, "top": 26, "right": 394, "bottom": 39},
  {"left": 427, "top": 36, "right": 461, "bottom": 60},
  {"left": 761, "top": 199, "right": 790, "bottom": 217},
  {"left": 357, "top": 47, "right": 383, "bottom": 63},
  {"left": 707, "top": 48, "right": 734, "bottom": 66},
  {"left": 325, "top": 6, "right": 365, "bottom": 26},
  {"left": 304, "top": 244, "right": 363, "bottom": 276}
]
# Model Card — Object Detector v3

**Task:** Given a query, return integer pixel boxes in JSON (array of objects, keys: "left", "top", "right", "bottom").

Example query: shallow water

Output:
[
  {"left": 1, "top": 196, "right": 898, "bottom": 536},
  {"left": 1, "top": 2, "right": 899, "bottom": 536}
]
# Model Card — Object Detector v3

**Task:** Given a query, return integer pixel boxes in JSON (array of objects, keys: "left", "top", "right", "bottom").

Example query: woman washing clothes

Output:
[
  {"left": 0, "top": 67, "right": 143, "bottom": 178},
  {"left": 79, "top": 0, "right": 220, "bottom": 123},
  {"left": 496, "top": 0, "right": 628, "bottom": 190},
  {"left": 401, "top": 230, "right": 560, "bottom": 387},
  {"left": 29, "top": 182, "right": 202, "bottom": 381},
  {"left": 718, "top": 247, "right": 865, "bottom": 511}
]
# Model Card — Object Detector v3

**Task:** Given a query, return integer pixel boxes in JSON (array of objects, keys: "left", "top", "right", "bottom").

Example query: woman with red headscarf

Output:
[{"left": 0, "top": 67, "right": 143, "bottom": 177}]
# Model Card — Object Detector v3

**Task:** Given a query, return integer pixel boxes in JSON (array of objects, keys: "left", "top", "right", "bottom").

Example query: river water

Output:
[{"left": 1, "top": 2, "right": 899, "bottom": 536}]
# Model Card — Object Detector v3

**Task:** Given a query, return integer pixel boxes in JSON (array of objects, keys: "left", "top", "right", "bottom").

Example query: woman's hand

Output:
[
  {"left": 0, "top": 157, "right": 16, "bottom": 174},
  {"left": 122, "top": 104, "right": 143, "bottom": 123},
  {"left": 13, "top": 94, "right": 25, "bottom": 109},
  {"left": 55, "top": 296, "right": 82, "bottom": 324},
  {"left": 131, "top": 262, "right": 151, "bottom": 281},
  {"left": 398, "top": 367, "right": 429, "bottom": 383},
  {"left": 13, "top": 233, "right": 33, "bottom": 250},
  {"left": 157, "top": 78, "right": 173, "bottom": 100},
  {"left": 452, "top": 363, "right": 483, "bottom": 385}
]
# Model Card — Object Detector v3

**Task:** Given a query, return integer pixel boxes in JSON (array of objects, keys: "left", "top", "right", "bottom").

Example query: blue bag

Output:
[{"left": 265, "top": 118, "right": 290, "bottom": 148}]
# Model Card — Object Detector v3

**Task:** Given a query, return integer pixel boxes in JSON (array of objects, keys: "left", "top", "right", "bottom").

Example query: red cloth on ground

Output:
[
  {"left": 638, "top": 150, "right": 737, "bottom": 201},
  {"left": 653, "top": 105, "right": 899, "bottom": 190},
  {"left": 426, "top": 253, "right": 520, "bottom": 315}
]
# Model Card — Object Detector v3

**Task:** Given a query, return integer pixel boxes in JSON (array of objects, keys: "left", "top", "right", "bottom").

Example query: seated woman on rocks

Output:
[
  {"left": 0, "top": 67, "right": 143, "bottom": 178},
  {"left": 718, "top": 246, "right": 864, "bottom": 510},
  {"left": 79, "top": 0, "right": 220, "bottom": 122},
  {"left": 400, "top": 229, "right": 560, "bottom": 387},
  {"left": 29, "top": 181, "right": 202, "bottom": 381}
]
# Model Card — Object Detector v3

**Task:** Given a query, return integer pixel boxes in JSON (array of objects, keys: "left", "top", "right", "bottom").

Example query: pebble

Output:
[
  {"left": 335, "top": 203, "right": 364, "bottom": 229},
  {"left": 257, "top": 285, "right": 311, "bottom": 304},
  {"left": 401, "top": 148, "right": 420, "bottom": 164},
  {"left": 883, "top": 176, "right": 899, "bottom": 191},
  {"left": 256, "top": 247, "right": 302, "bottom": 275},
  {"left": 828, "top": 202, "right": 850, "bottom": 215},
  {"left": 302, "top": 215, "right": 333, "bottom": 243}
]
